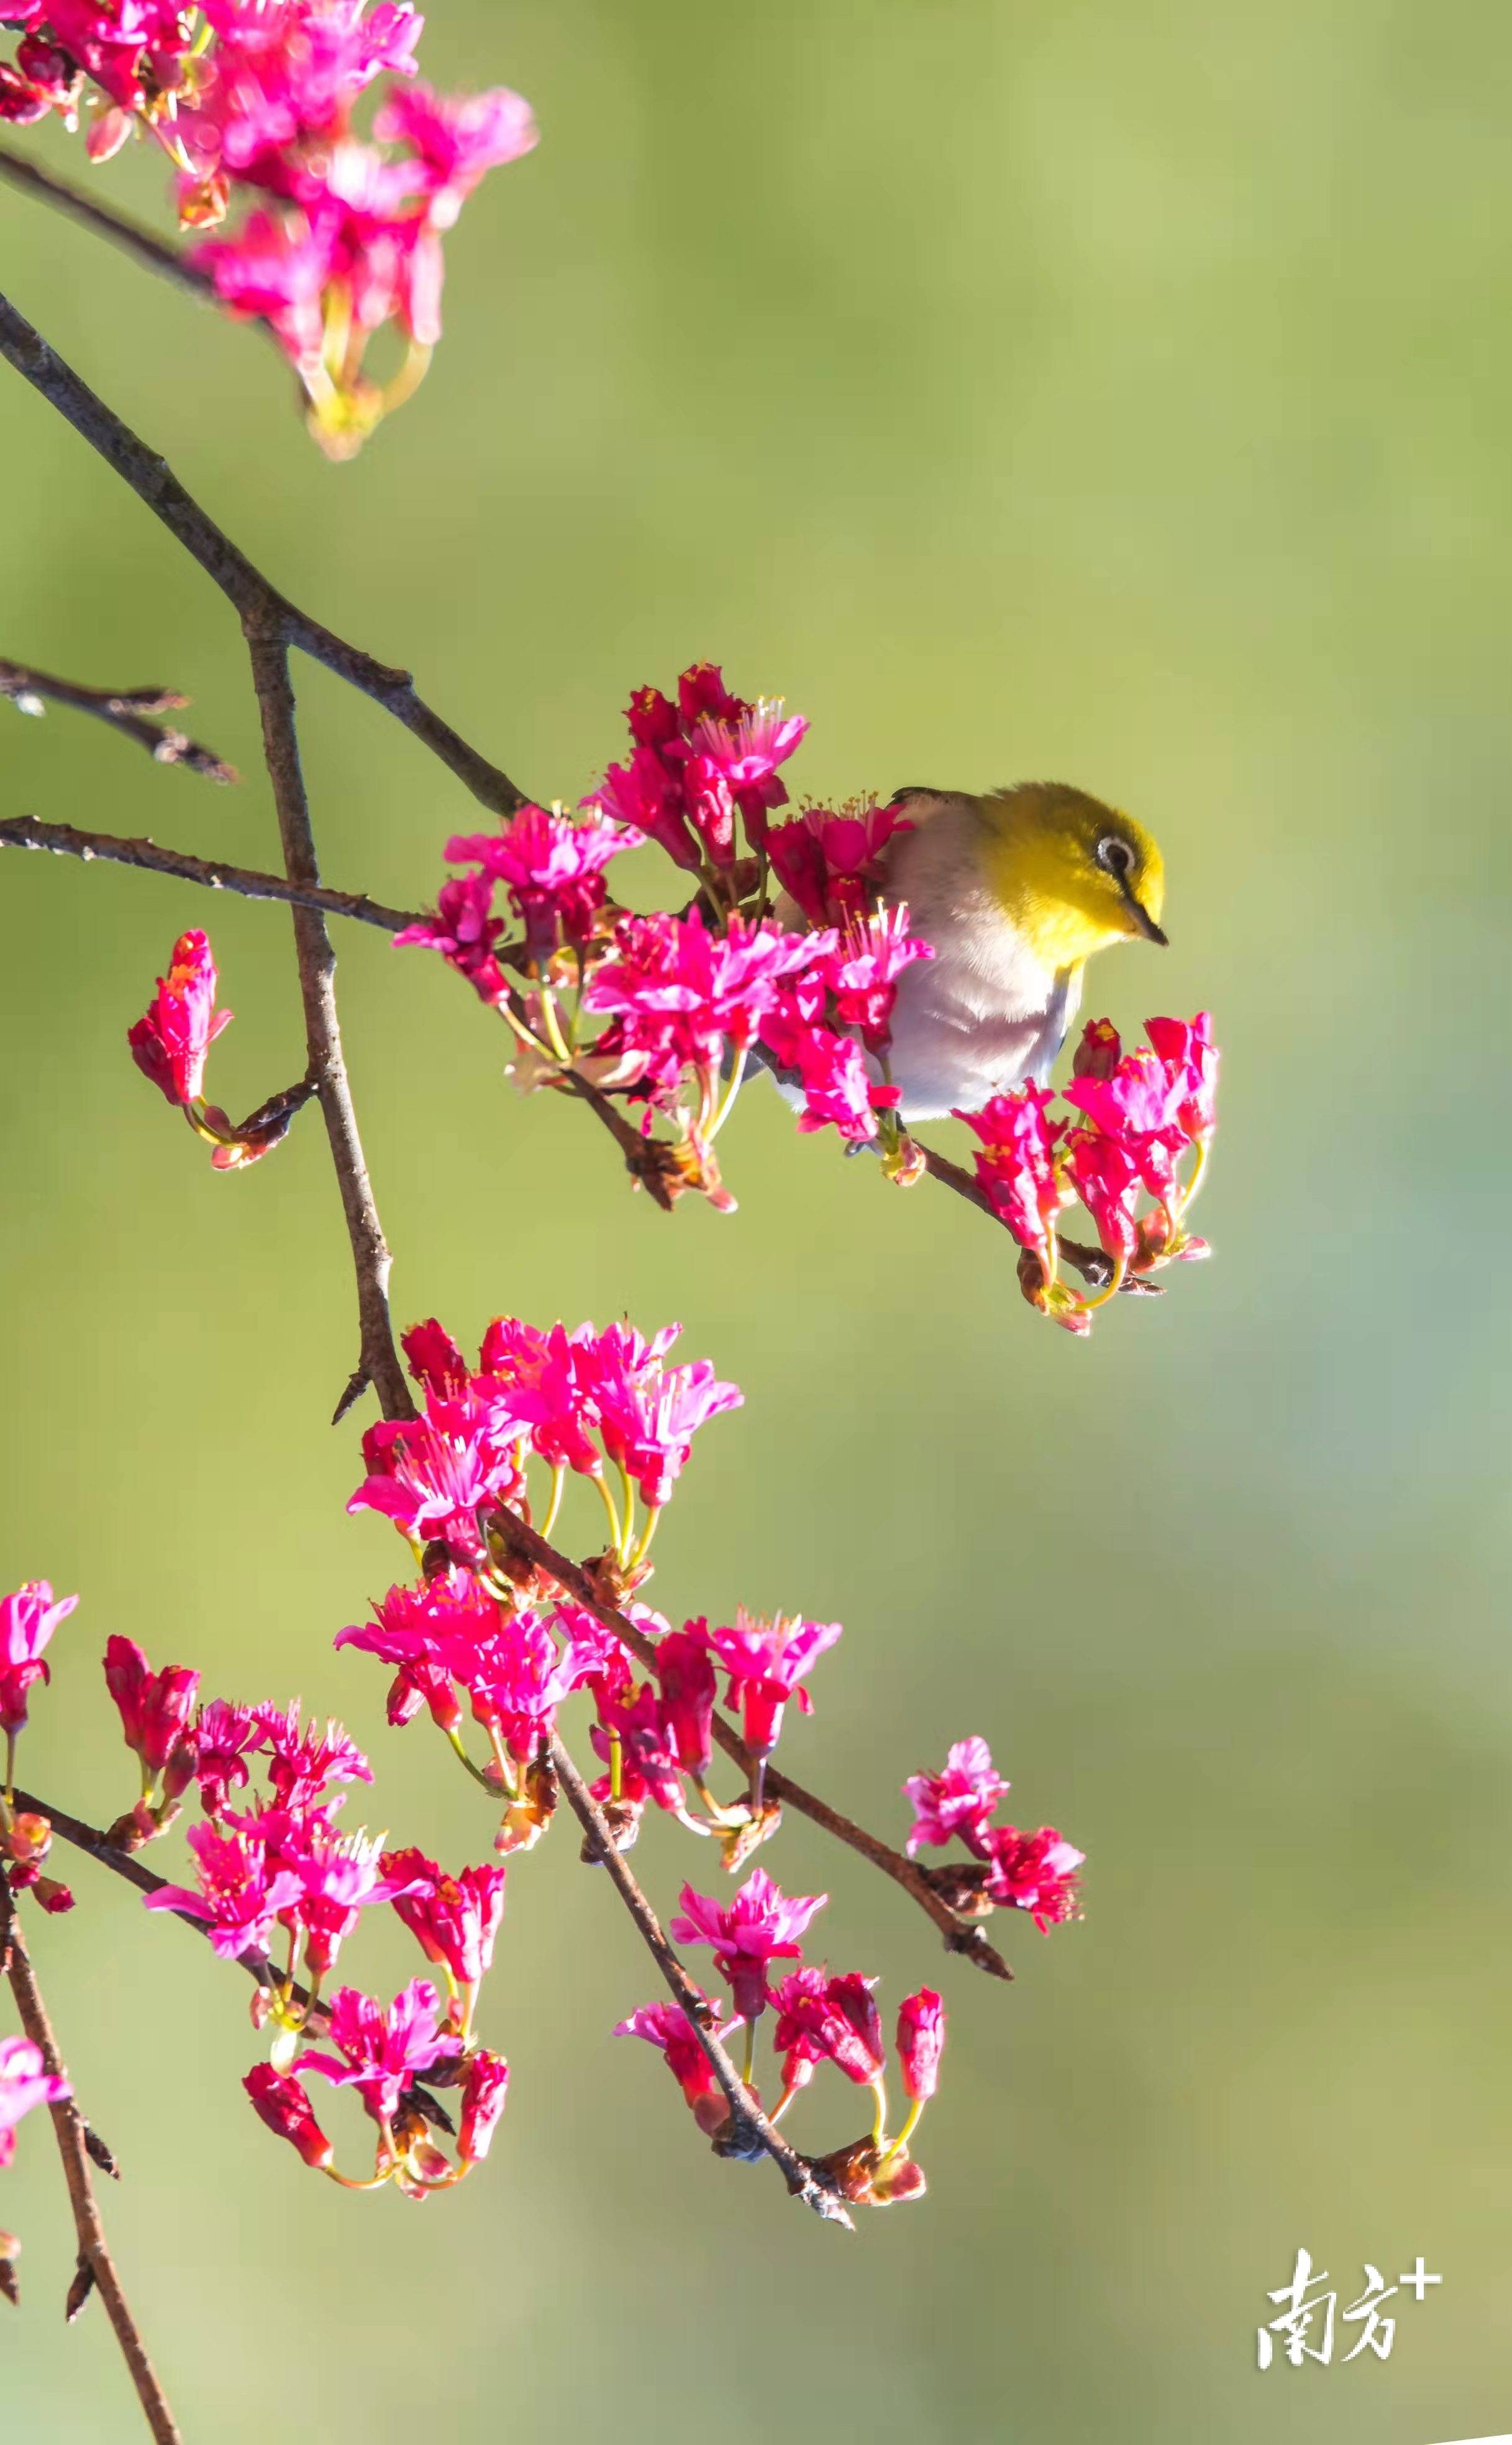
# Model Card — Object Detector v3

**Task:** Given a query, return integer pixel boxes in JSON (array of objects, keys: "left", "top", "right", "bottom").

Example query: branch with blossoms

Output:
[{"left": 0, "top": 26, "right": 1227, "bottom": 2437}]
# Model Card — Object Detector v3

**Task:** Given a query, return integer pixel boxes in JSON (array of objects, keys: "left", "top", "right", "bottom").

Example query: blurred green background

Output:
[{"left": 4, "top": 1, "right": 1511, "bottom": 2438}]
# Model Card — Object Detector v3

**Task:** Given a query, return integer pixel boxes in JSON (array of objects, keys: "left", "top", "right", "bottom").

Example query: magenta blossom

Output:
[
  {"left": 614, "top": 1995, "right": 740, "bottom": 2138},
  {"left": 770, "top": 1969, "right": 885, "bottom": 2088},
  {"left": 767, "top": 797, "right": 913, "bottom": 927},
  {"left": 143, "top": 1819, "right": 301, "bottom": 1962},
  {"left": 586, "top": 664, "right": 807, "bottom": 867},
  {"left": 0, "top": 1580, "right": 78, "bottom": 1739},
  {"left": 953, "top": 1089, "right": 1067, "bottom": 1271},
  {"left": 192, "top": 1698, "right": 263, "bottom": 1817},
  {"left": 444, "top": 805, "right": 640, "bottom": 967},
  {"left": 393, "top": 874, "right": 509, "bottom": 1007},
  {"left": 981, "top": 1826, "right": 1085, "bottom": 1929},
  {"left": 1063, "top": 1126, "right": 1143, "bottom": 1265},
  {"left": 1144, "top": 1011, "right": 1219, "bottom": 1141},
  {"left": 253, "top": 1702, "right": 373, "bottom": 1811},
  {"left": 347, "top": 1389, "right": 527, "bottom": 1563},
  {"left": 335, "top": 1565, "right": 497, "bottom": 1734},
  {"left": 383, "top": 1848, "right": 506, "bottom": 1995},
  {"left": 585, "top": 1321, "right": 743, "bottom": 1512},
  {"left": 103, "top": 1635, "right": 200, "bottom": 1779},
  {"left": 296, "top": 1977, "right": 461, "bottom": 2127},
  {"left": 478, "top": 1318, "right": 606, "bottom": 1478},
  {"left": 903, "top": 1736, "right": 1010, "bottom": 1857},
  {"left": 670, "top": 1868, "right": 826, "bottom": 2021},
  {"left": 372, "top": 78, "right": 537, "bottom": 226},
  {"left": 694, "top": 1609, "right": 842, "bottom": 1760},
  {"left": 277, "top": 1822, "right": 428, "bottom": 1979},
  {"left": 457, "top": 2047, "right": 510, "bottom": 2164},
  {"left": 244, "top": 2063, "right": 334, "bottom": 2171},
  {"left": 0, "top": 2036, "right": 70, "bottom": 2169},
  {"left": 127, "top": 929, "right": 230, "bottom": 1108},
  {"left": 823, "top": 903, "right": 932, "bottom": 1056},
  {"left": 583, "top": 908, "right": 818, "bottom": 1107},
  {"left": 654, "top": 1627, "right": 717, "bottom": 1779},
  {"left": 439, "top": 1606, "right": 596, "bottom": 1763},
  {"left": 896, "top": 1989, "right": 945, "bottom": 2105}
]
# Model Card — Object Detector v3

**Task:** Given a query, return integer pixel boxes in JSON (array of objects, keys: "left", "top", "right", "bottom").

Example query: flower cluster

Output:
[
  {"left": 903, "top": 1737, "right": 1083, "bottom": 1929},
  {"left": 395, "top": 667, "right": 936, "bottom": 1205},
  {"left": 619, "top": 1870, "right": 944, "bottom": 2205},
  {"left": 0, "top": 2, "right": 536, "bottom": 455},
  {"left": 955, "top": 1012, "right": 1219, "bottom": 1332},
  {"left": 127, "top": 929, "right": 311, "bottom": 1168}
]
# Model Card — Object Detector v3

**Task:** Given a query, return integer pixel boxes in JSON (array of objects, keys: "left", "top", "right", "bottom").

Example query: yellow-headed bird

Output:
[{"left": 874, "top": 781, "right": 1167, "bottom": 1121}]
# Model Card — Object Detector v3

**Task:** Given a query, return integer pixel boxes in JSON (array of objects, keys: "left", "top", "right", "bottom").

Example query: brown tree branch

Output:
[
  {"left": 494, "top": 1507, "right": 1014, "bottom": 1981},
  {"left": 243, "top": 626, "right": 416, "bottom": 1426},
  {"left": 1, "top": 660, "right": 237, "bottom": 780},
  {"left": 0, "top": 1879, "right": 183, "bottom": 2444},
  {"left": 548, "top": 1734, "right": 851, "bottom": 2224},
  {"left": 0, "top": 290, "right": 527, "bottom": 818},
  {"left": 0, "top": 139, "right": 212, "bottom": 304}
]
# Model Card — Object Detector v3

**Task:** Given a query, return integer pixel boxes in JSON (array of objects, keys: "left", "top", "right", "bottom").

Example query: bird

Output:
[{"left": 862, "top": 780, "right": 1167, "bottom": 1122}]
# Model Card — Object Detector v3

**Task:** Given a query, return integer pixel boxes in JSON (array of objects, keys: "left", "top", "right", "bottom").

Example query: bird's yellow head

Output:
[{"left": 975, "top": 782, "right": 1167, "bottom": 972}]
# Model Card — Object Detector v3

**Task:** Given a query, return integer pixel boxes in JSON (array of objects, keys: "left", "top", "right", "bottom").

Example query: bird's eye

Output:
[{"left": 1096, "top": 835, "right": 1134, "bottom": 880}]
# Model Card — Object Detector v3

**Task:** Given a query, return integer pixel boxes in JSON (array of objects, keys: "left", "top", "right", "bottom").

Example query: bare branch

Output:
[
  {"left": 547, "top": 1734, "right": 852, "bottom": 2223},
  {"left": 243, "top": 625, "right": 416, "bottom": 1425},
  {"left": 1, "top": 657, "right": 237, "bottom": 780},
  {"left": 0, "top": 140, "right": 211, "bottom": 305},
  {"left": 0, "top": 289, "right": 527, "bottom": 818},
  {"left": 0, "top": 1880, "right": 183, "bottom": 2444},
  {"left": 0, "top": 816, "right": 420, "bottom": 932},
  {"left": 494, "top": 1507, "right": 1014, "bottom": 1981}
]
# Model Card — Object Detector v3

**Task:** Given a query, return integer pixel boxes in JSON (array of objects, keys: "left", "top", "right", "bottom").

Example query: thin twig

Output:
[
  {"left": 0, "top": 140, "right": 212, "bottom": 304},
  {"left": 0, "top": 813, "right": 419, "bottom": 929},
  {"left": 0, "top": 1879, "right": 183, "bottom": 2444},
  {"left": 494, "top": 1507, "right": 1014, "bottom": 1981},
  {"left": 547, "top": 1734, "right": 851, "bottom": 2223},
  {"left": 0, "top": 290, "right": 527, "bottom": 818},
  {"left": 243, "top": 625, "right": 416, "bottom": 1425},
  {"left": 1, "top": 658, "right": 237, "bottom": 781}
]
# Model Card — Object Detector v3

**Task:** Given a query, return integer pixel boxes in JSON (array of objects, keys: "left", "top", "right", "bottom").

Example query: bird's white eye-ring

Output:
[{"left": 1096, "top": 834, "right": 1134, "bottom": 880}]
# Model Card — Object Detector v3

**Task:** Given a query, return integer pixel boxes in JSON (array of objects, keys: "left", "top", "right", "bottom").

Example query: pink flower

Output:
[
  {"left": 1072, "top": 1017, "right": 1123, "bottom": 1082},
  {"left": 903, "top": 1737, "right": 1010, "bottom": 1857},
  {"left": 586, "top": 665, "right": 808, "bottom": 866},
  {"left": 393, "top": 875, "right": 509, "bottom": 1007},
  {"left": 585, "top": 1322, "right": 742, "bottom": 1512},
  {"left": 654, "top": 1627, "right": 716, "bottom": 1779},
  {"left": 194, "top": 206, "right": 339, "bottom": 365},
  {"left": 614, "top": 1996, "right": 738, "bottom": 2138},
  {"left": 279, "top": 1822, "right": 427, "bottom": 1978},
  {"left": 765, "top": 1001, "right": 885, "bottom": 1146},
  {"left": 670, "top": 1868, "right": 826, "bottom": 2021},
  {"left": 981, "top": 1826, "right": 1084, "bottom": 1928},
  {"left": 441, "top": 1607, "right": 593, "bottom": 1763},
  {"left": 252, "top": 1702, "right": 373, "bottom": 1810},
  {"left": 0, "top": 2036, "right": 69, "bottom": 2169},
  {"left": 297, "top": 1977, "right": 460, "bottom": 2126},
  {"left": 767, "top": 798, "right": 913, "bottom": 928},
  {"left": 334, "top": 1567, "right": 491, "bottom": 1732},
  {"left": 192, "top": 1698, "right": 262, "bottom": 1817},
  {"left": 244, "top": 2062, "right": 334, "bottom": 2170},
  {"left": 822, "top": 903, "right": 933, "bottom": 1055},
  {"left": 694, "top": 1609, "right": 842, "bottom": 1761},
  {"left": 373, "top": 78, "right": 536, "bottom": 225},
  {"left": 347, "top": 1388, "right": 527, "bottom": 1563},
  {"left": 127, "top": 931, "right": 231, "bottom": 1108},
  {"left": 953, "top": 1089, "right": 1067, "bottom": 1267},
  {"left": 1144, "top": 1011, "right": 1219, "bottom": 1141},
  {"left": 1063, "top": 1126, "right": 1142, "bottom": 1265},
  {"left": 590, "top": 1680, "right": 686, "bottom": 1817},
  {"left": 0, "top": 1581, "right": 78, "bottom": 1739},
  {"left": 478, "top": 1318, "right": 606, "bottom": 1478},
  {"left": 144, "top": 1819, "right": 301, "bottom": 1961},
  {"left": 103, "top": 1636, "right": 200, "bottom": 1778},
  {"left": 383, "top": 1848, "right": 506, "bottom": 1993},
  {"left": 457, "top": 2046, "right": 510, "bottom": 2164},
  {"left": 444, "top": 805, "right": 640, "bottom": 967},
  {"left": 896, "top": 1988, "right": 945, "bottom": 2104},
  {"left": 770, "top": 1969, "right": 885, "bottom": 2087},
  {"left": 583, "top": 908, "right": 816, "bottom": 1106}
]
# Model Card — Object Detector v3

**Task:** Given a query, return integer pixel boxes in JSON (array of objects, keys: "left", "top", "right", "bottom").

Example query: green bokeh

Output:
[{"left": 4, "top": 3, "right": 1511, "bottom": 2438}]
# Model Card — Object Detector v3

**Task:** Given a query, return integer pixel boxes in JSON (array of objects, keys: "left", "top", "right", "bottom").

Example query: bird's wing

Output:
[{"left": 1024, "top": 964, "right": 1084, "bottom": 1086}]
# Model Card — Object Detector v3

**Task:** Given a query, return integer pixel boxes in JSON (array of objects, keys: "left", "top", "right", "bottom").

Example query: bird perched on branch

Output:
[{"left": 870, "top": 781, "right": 1167, "bottom": 1122}]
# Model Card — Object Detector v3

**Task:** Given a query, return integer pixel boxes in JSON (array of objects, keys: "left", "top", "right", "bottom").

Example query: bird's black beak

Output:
[{"left": 1121, "top": 884, "right": 1168, "bottom": 946}]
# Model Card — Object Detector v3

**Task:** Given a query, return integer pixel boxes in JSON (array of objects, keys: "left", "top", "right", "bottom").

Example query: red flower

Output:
[
  {"left": 772, "top": 1969, "right": 885, "bottom": 2088},
  {"left": 191, "top": 1699, "right": 262, "bottom": 1817},
  {"left": 444, "top": 805, "right": 639, "bottom": 967},
  {"left": 903, "top": 1736, "right": 1009, "bottom": 1857},
  {"left": 103, "top": 1636, "right": 200, "bottom": 1778},
  {"left": 587, "top": 664, "right": 808, "bottom": 866},
  {"left": 347, "top": 1387, "right": 527, "bottom": 1563},
  {"left": 244, "top": 2063, "right": 334, "bottom": 2171},
  {"left": 127, "top": 930, "right": 231, "bottom": 1108},
  {"left": 457, "top": 2047, "right": 510, "bottom": 2164},
  {"left": 1063, "top": 1127, "right": 1142, "bottom": 1266},
  {"left": 393, "top": 874, "right": 509, "bottom": 1007},
  {"left": 654, "top": 1627, "right": 717, "bottom": 1778},
  {"left": 384, "top": 1849, "right": 506, "bottom": 1994},
  {"left": 583, "top": 1321, "right": 742, "bottom": 1512},
  {"left": 252, "top": 1702, "right": 373, "bottom": 1811},
  {"left": 143, "top": 1819, "right": 301, "bottom": 1962},
  {"left": 896, "top": 1989, "right": 945, "bottom": 2105},
  {"left": 953, "top": 1089, "right": 1067, "bottom": 1271},
  {"left": 335, "top": 1566, "right": 493, "bottom": 1734},
  {"left": 614, "top": 1996, "right": 739, "bottom": 2138},
  {"left": 768, "top": 798, "right": 914, "bottom": 926},
  {"left": 296, "top": 1978, "right": 460, "bottom": 2127},
  {"left": 981, "top": 1826, "right": 1084, "bottom": 1929}
]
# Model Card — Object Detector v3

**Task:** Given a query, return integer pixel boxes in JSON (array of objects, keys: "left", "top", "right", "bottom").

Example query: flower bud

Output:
[
  {"left": 104, "top": 1637, "right": 201, "bottom": 1778},
  {"left": 457, "top": 2049, "right": 510, "bottom": 2165},
  {"left": 244, "top": 2065, "right": 334, "bottom": 2171},
  {"left": 896, "top": 1990, "right": 945, "bottom": 2104}
]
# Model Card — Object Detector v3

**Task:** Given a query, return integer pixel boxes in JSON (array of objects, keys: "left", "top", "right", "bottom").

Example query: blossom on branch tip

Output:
[
  {"left": 584, "top": 1321, "right": 743, "bottom": 1513},
  {"left": 903, "top": 1737, "right": 1010, "bottom": 1857},
  {"left": 393, "top": 875, "right": 509, "bottom": 1007},
  {"left": 694, "top": 1609, "right": 842, "bottom": 1762},
  {"left": 670, "top": 1868, "right": 826, "bottom": 2021},
  {"left": 0, "top": 2037, "right": 70, "bottom": 2169},
  {"left": 614, "top": 1996, "right": 740, "bottom": 2139},
  {"left": 980, "top": 1825, "right": 1084, "bottom": 1929},
  {"left": 586, "top": 665, "right": 808, "bottom": 867},
  {"left": 127, "top": 930, "right": 231, "bottom": 1108}
]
